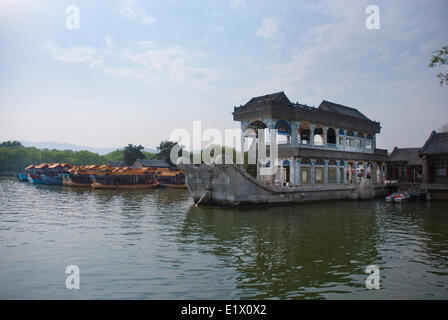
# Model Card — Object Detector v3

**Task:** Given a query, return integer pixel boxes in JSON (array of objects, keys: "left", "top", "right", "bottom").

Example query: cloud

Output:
[
  {"left": 211, "top": 25, "right": 225, "bottom": 33},
  {"left": 103, "top": 37, "right": 115, "bottom": 54},
  {"left": 124, "top": 44, "right": 220, "bottom": 87},
  {"left": 44, "top": 40, "right": 151, "bottom": 80},
  {"left": 44, "top": 38, "right": 219, "bottom": 87},
  {"left": 44, "top": 42, "right": 101, "bottom": 66},
  {"left": 255, "top": 17, "right": 281, "bottom": 40},
  {"left": 118, "top": 0, "right": 155, "bottom": 24},
  {"left": 230, "top": 0, "right": 246, "bottom": 9},
  {"left": 197, "top": 37, "right": 211, "bottom": 44}
]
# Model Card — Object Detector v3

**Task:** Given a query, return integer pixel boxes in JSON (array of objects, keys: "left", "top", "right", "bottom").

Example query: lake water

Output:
[{"left": 0, "top": 177, "right": 447, "bottom": 299}]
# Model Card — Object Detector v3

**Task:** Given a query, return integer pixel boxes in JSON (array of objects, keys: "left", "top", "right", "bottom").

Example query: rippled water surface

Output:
[{"left": 1, "top": 177, "right": 448, "bottom": 299}]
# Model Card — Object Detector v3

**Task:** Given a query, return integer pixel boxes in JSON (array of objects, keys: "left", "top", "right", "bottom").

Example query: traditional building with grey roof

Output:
[
  {"left": 133, "top": 158, "right": 176, "bottom": 170},
  {"left": 107, "top": 161, "right": 126, "bottom": 167},
  {"left": 420, "top": 131, "right": 448, "bottom": 190},
  {"left": 386, "top": 147, "right": 422, "bottom": 183},
  {"left": 233, "top": 91, "right": 388, "bottom": 186}
]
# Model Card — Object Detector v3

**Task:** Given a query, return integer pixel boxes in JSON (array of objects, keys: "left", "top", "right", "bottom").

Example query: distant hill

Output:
[{"left": 20, "top": 141, "right": 157, "bottom": 155}]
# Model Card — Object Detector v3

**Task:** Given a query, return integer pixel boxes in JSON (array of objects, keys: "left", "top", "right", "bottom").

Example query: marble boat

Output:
[{"left": 180, "top": 163, "right": 388, "bottom": 206}]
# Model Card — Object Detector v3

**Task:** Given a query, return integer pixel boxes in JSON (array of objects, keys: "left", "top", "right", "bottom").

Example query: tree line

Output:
[
  {"left": 0, "top": 140, "right": 254, "bottom": 174},
  {"left": 0, "top": 141, "right": 155, "bottom": 174}
]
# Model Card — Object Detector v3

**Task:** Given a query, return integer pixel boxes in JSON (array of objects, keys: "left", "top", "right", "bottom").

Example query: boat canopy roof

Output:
[
  {"left": 35, "top": 163, "right": 49, "bottom": 169},
  {"left": 158, "top": 172, "right": 179, "bottom": 177},
  {"left": 69, "top": 166, "right": 158, "bottom": 176},
  {"left": 48, "top": 163, "right": 73, "bottom": 169},
  {"left": 24, "top": 163, "right": 183, "bottom": 177}
]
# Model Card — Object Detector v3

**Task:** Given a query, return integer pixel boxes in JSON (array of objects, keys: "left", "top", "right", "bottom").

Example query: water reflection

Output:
[{"left": 180, "top": 202, "right": 383, "bottom": 299}]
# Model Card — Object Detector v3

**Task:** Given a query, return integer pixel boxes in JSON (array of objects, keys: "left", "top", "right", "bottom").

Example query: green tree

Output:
[
  {"left": 123, "top": 144, "right": 145, "bottom": 166},
  {"left": 0, "top": 141, "right": 23, "bottom": 148},
  {"left": 156, "top": 140, "right": 179, "bottom": 164},
  {"left": 142, "top": 151, "right": 155, "bottom": 159},
  {"left": 104, "top": 149, "right": 125, "bottom": 162},
  {"left": 429, "top": 45, "right": 448, "bottom": 86}
]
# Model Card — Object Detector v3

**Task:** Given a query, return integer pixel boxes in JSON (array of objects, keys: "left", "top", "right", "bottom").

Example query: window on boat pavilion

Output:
[
  {"left": 313, "top": 127, "right": 324, "bottom": 146},
  {"left": 328, "top": 160, "right": 337, "bottom": 183},
  {"left": 326, "top": 128, "right": 336, "bottom": 144},
  {"left": 315, "top": 167, "right": 324, "bottom": 184},
  {"left": 346, "top": 138, "right": 354, "bottom": 147},
  {"left": 301, "top": 167, "right": 311, "bottom": 184},
  {"left": 357, "top": 139, "right": 363, "bottom": 149},
  {"left": 328, "top": 167, "right": 337, "bottom": 183}
]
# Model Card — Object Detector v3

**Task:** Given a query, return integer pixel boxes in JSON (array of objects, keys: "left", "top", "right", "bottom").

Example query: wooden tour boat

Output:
[
  {"left": 90, "top": 167, "right": 160, "bottom": 190},
  {"left": 156, "top": 170, "right": 187, "bottom": 189}
]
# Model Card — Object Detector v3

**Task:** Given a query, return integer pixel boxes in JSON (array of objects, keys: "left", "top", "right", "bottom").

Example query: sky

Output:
[{"left": 0, "top": 0, "right": 447, "bottom": 151}]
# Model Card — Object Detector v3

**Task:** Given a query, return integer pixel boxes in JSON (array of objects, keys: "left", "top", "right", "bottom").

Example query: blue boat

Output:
[
  {"left": 17, "top": 173, "right": 29, "bottom": 182},
  {"left": 27, "top": 174, "right": 45, "bottom": 185},
  {"left": 41, "top": 175, "right": 63, "bottom": 186}
]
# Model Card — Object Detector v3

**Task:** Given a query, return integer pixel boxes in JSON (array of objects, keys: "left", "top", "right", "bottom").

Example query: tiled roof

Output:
[
  {"left": 243, "top": 91, "right": 291, "bottom": 108},
  {"left": 420, "top": 131, "right": 448, "bottom": 155},
  {"left": 318, "top": 100, "right": 370, "bottom": 121},
  {"left": 241, "top": 92, "right": 374, "bottom": 123},
  {"left": 388, "top": 147, "right": 421, "bottom": 163},
  {"left": 134, "top": 159, "right": 173, "bottom": 168},
  {"left": 107, "top": 161, "right": 126, "bottom": 167}
]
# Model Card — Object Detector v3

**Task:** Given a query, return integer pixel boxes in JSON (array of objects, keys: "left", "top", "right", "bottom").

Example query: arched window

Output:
[
  {"left": 328, "top": 160, "right": 337, "bottom": 183},
  {"left": 244, "top": 120, "right": 267, "bottom": 138},
  {"left": 299, "top": 122, "right": 311, "bottom": 144},
  {"left": 282, "top": 159, "right": 291, "bottom": 183},
  {"left": 356, "top": 132, "right": 364, "bottom": 138},
  {"left": 315, "top": 159, "right": 324, "bottom": 184},
  {"left": 275, "top": 120, "right": 291, "bottom": 144},
  {"left": 346, "top": 130, "right": 354, "bottom": 137},
  {"left": 243, "top": 120, "right": 268, "bottom": 148},
  {"left": 314, "top": 127, "right": 324, "bottom": 145},
  {"left": 300, "top": 159, "right": 311, "bottom": 184},
  {"left": 246, "top": 120, "right": 267, "bottom": 131},
  {"left": 327, "top": 128, "right": 336, "bottom": 144},
  {"left": 274, "top": 120, "right": 291, "bottom": 135}
]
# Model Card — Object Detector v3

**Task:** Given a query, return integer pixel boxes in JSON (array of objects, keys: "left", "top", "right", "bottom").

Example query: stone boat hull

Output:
[{"left": 179, "top": 164, "right": 389, "bottom": 206}]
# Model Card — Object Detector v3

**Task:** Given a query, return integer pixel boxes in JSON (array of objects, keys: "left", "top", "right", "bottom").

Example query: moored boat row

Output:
[{"left": 17, "top": 163, "right": 187, "bottom": 190}]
